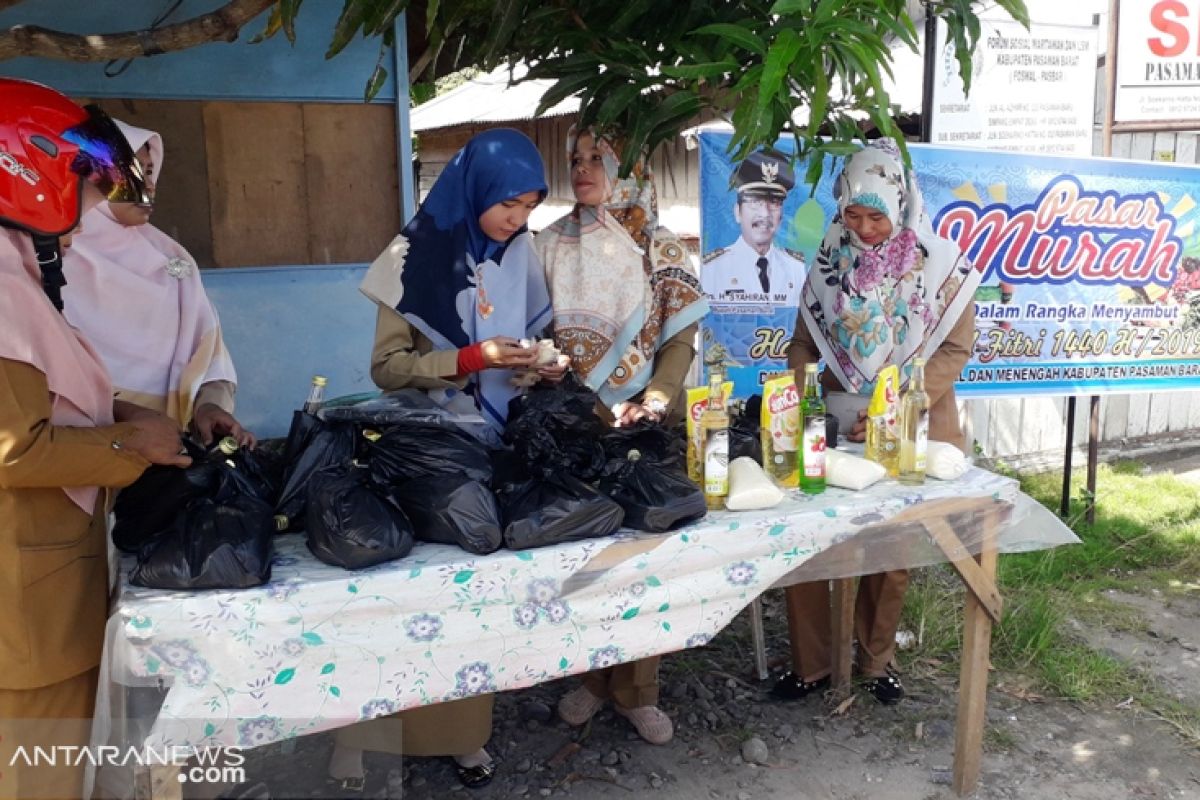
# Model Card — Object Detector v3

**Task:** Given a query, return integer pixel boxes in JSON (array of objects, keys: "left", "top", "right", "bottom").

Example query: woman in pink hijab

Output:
[
  {"left": 63, "top": 120, "right": 254, "bottom": 447},
  {"left": 0, "top": 79, "right": 191, "bottom": 798}
]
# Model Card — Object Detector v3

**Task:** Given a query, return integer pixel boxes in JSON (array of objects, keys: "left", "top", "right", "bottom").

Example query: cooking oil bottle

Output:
[
  {"left": 898, "top": 358, "right": 930, "bottom": 485},
  {"left": 701, "top": 371, "right": 730, "bottom": 510}
]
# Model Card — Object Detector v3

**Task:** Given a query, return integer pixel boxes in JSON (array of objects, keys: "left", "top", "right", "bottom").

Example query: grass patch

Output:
[{"left": 901, "top": 461, "right": 1200, "bottom": 737}]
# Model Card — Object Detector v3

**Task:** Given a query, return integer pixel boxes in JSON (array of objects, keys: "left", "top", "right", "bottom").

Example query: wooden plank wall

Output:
[
  {"left": 417, "top": 117, "right": 701, "bottom": 208},
  {"left": 89, "top": 99, "right": 400, "bottom": 268}
]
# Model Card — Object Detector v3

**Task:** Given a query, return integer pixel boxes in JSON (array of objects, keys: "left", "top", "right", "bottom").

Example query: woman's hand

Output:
[
  {"left": 847, "top": 409, "right": 868, "bottom": 443},
  {"left": 537, "top": 354, "right": 571, "bottom": 385},
  {"left": 480, "top": 337, "right": 538, "bottom": 369},
  {"left": 124, "top": 415, "right": 192, "bottom": 467},
  {"left": 612, "top": 401, "right": 661, "bottom": 428},
  {"left": 193, "top": 403, "right": 257, "bottom": 449}
]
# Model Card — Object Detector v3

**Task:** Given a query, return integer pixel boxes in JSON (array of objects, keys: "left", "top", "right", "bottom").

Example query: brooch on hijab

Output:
[
  {"left": 165, "top": 258, "right": 194, "bottom": 279},
  {"left": 475, "top": 266, "right": 494, "bottom": 319}
]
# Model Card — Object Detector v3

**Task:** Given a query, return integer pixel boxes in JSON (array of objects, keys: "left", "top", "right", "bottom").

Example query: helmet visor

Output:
[{"left": 61, "top": 104, "right": 150, "bottom": 204}]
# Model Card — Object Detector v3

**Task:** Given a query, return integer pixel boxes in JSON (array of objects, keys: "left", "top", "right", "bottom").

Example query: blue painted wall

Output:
[
  {"left": 202, "top": 264, "right": 377, "bottom": 439},
  {"left": 0, "top": 1, "right": 397, "bottom": 102}
]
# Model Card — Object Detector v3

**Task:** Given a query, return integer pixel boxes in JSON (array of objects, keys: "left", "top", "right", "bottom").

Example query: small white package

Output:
[
  {"left": 926, "top": 441, "right": 969, "bottom": 480},
  {"left": 726, "top": 457, "right": 785, "bottom": 510},
  {"left": 826, "top": 448, "right": 887, "bottom": 491}
]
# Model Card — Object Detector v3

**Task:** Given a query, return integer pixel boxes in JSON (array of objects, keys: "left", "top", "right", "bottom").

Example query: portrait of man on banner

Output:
[{"left": 702, "top": 149, "right": 807, "bottom": 307}]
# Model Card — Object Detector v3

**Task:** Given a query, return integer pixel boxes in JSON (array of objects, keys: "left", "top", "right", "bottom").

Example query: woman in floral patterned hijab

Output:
[
  {"left": 777, "top": 138, "right": 979, "bottom": 706},
  {"left": 535, "top": 127, "right": 708, "bottom": 425},
  {"left": 799, "top": 137, "right": 980, "bottom": 394},
  {"left": 536, "top": 127, "right": 708, "bottom": 744}
]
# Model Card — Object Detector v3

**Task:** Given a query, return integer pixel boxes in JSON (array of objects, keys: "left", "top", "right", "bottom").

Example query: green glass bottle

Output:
[{"left": 799, "top": 363, "right": 827, "bottom": 494}]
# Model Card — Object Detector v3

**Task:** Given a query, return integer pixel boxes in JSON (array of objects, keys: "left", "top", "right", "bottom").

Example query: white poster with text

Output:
[{"left": 931, "top": 18, "right": 1098, "bottom": 156}]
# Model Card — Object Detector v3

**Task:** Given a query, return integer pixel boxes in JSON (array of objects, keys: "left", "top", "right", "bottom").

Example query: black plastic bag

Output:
[
  {"left": 599, "top": 451, "right": 706, "bottom": 533},
  {"left": 305, "top": 465, "right": 415, "bottom": 570},
  {"left": 322, "top": 389, "right": 502, "bottom": 448},
  {"left": 113, "top": 438, "right": 220, "bottom": 554},
  {"left": 230, "top": 445, "right": 285, "bottom": 505},
  {"left": 601, "top": 422, "right": 687, "bottom": 470},
  {"left": 275, "top": 411, "right": 358, "bottom": 531},
  {"left": 129, "top": 493, "right": 274, "bottom": 590},
  {"left": 730, "top": 394, "right": 763, "bottom": 464},
  {"left": 497, "top": 470, "right": 625, "bottom": 550},
  {"left": 390, "top": 474, "right": 503, "bottom": 555},
  {"left": 366, "top": 423, "right": 492, "bottom": 487},
  {"left": 504, "top": 383, "right": 608, "bottom": 481}
]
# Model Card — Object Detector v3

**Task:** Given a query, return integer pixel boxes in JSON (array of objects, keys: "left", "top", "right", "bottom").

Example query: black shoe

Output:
[
  {"left": 771, "top": 671, "right": 831, "bottom": 700},
  {"left": 454, "top": 759, "right": 495, "bottom": 789},
  {"left": 862, "top": 667, "right": 905, "bottom": 705}
]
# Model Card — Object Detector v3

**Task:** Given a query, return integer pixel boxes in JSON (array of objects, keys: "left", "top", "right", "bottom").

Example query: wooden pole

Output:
[
  {"left": 1083, "top": 0, "right": 1120, "bottom": 525},
  {"left": 393, "top": 13, "right": 416, "bottom": 226},
  {"left": 1061, "top": 397, "right": 1076, "bottom": 517},
  {"left": 952, "top": 511, "right": 1000, "bottom": 796},
  {"left": 920, "top": 11, "right": 937, "bottom": 144},
  {"left": 1087, "top": 395, "right": 1101, "bottom": 524}
]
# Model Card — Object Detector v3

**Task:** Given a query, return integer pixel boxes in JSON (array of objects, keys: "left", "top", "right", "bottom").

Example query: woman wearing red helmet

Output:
[{"left": 0, "top": 78, "right": 193, "bottom": 798}]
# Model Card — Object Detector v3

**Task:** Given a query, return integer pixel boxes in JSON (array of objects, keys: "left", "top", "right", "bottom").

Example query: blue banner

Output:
[{"left": 699, "top": 131, "right": 1200, "bottom": 398}]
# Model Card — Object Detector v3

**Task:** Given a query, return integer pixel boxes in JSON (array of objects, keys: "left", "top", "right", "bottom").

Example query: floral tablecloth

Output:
[{"left": 100, "top": 467, "right": 1073, "bottom": 753}]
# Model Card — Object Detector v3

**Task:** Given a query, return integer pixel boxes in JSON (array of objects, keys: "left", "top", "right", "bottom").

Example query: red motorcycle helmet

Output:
[{"left": 0, "top": 78, "right": 149, "bottom": 237}]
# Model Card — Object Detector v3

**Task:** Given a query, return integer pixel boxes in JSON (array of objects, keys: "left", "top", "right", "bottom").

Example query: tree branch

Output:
[{"left": 0, "top": 0, "right": 274, "bottom": 62}]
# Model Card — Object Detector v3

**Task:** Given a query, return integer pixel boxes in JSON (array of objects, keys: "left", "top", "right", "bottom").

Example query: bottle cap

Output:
[
  {"left": 804, "top": 363, "right": 818, "bottom": 373},
  {"left": 216, "top": 436, "right": 238, "bottom": 456},
  {"left": 273, "top": 514, "right": 289, "bottom": 532},
  {"left": 362, "top": 429, "right": 382, "bottom": 442},
  {"left": 913, "top": 357, "right": 926, "bottom": 367},
  {"left": 627, "top": 449, "right": 642, "bottom": 462},
  {"left": 312, "top": 375, "right": 328, "bottom": 387}
]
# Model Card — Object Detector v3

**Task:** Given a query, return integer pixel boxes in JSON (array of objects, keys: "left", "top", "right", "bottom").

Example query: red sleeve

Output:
[{"left": 456, "top": 343, "right": 487, "bottom": 376}]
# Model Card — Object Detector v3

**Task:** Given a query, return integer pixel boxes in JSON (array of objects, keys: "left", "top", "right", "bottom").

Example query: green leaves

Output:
[
  {"left": 272, "top": 0, "right": 1029, "bottom": 186},
  {"left": 690, "top": 23, "right": 767, "bottom": 57}
]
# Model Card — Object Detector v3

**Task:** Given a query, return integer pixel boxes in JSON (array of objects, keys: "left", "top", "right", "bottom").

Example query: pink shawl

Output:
[
  {"left": 62, "top": 121, "right": 236, "bottom": 426},
  {"left": 0, "top": 228, "right": 115, "bottom": 513}
]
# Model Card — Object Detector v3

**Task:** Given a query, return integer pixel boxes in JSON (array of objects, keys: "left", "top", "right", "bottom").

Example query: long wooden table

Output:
[{"left": 88, "top": 468, "right": 1074, "bottom": 800}]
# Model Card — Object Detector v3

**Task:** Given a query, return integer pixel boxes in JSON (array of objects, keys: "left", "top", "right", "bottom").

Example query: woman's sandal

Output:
[
  {"left": 557, "top": 685, "right": 606, "bottom": 726},
  {"left": 453, "top": 759, "right": 495, "bottom": 789},
  {"left": 770, "top": 671, "right": 831, "bottom": 701}
]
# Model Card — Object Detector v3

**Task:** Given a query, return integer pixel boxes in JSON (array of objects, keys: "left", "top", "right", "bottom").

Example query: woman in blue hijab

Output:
[
  {"left": 339, "top": 130, "right": 561, "bottom": 790},
  {"left": 361, "top": 128, "right": 566, "bottom": 429}
]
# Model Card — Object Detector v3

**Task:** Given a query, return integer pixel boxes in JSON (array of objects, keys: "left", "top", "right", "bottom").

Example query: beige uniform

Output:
[
  {"left": 0, "top": 358, "right": 150, "bottom": 798},
  {"left": 781, "top": 303, "right": 975, "bottom": 680}
]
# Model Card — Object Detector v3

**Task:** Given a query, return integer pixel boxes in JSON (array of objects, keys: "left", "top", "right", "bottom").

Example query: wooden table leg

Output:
[
  {"left": 952, "top": 520, "right": 1000, "bottom": 796},
  {"left": 830, "top": 578, "right": 856, "bottom": 691},
  {"left": 749, "top": 597, "right": 770, "bottom": 681}
]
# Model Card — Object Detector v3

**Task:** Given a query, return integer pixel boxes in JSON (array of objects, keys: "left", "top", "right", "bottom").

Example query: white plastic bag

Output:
[
  {"left": 927, "top": 441, "right": 968, "bottom": 480},
  {"left": 826, "top": 448, "right": 887, "bottom": 491},
  {"left": 726, "top": 457, "right": 785, "bottom": 510}
]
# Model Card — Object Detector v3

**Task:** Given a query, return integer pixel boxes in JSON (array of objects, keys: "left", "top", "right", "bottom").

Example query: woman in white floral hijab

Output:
[{"left": 778, "top": 138, "right": 980, "bottom": 706}]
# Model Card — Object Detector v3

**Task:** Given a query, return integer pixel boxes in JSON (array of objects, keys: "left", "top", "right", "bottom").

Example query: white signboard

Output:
[
  {"left": 1116, "top": 0, "right": 1200, "bottom": 123},
  {"left": 930, "top": 18, "right": 1098, "bottom": 156}
]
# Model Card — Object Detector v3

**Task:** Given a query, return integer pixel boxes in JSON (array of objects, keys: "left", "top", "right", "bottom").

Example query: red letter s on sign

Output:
[{"left": 1149, "top": 0, "right": 1189, "bottom": 57}]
